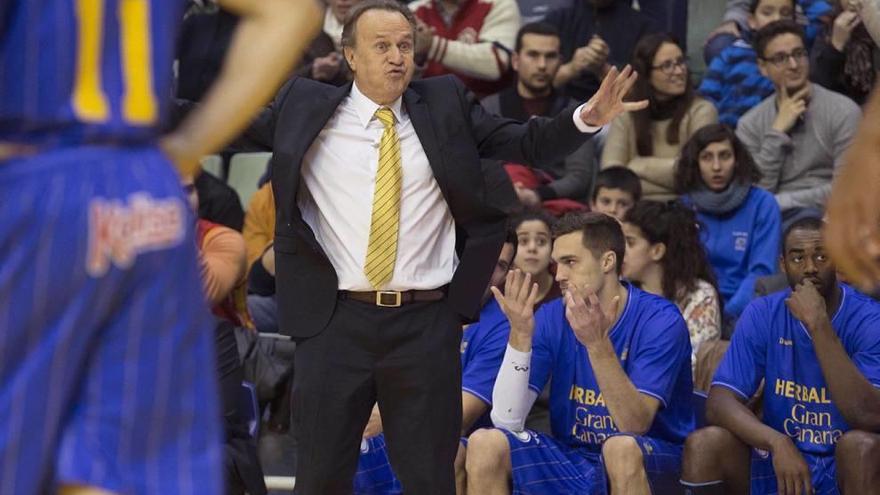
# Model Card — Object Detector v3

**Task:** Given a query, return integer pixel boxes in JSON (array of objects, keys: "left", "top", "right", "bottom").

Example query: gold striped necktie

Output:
[{"left": 364, "top": 106, "right": 401, "bottom": 289}]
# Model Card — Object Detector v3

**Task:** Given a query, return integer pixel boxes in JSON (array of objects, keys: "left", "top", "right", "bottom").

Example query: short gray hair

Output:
[{"left": 340, "top": 0, "right": 417, "bottom": 49}]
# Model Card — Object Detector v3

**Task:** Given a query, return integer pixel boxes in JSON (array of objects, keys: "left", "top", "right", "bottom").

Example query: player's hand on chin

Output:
[
  {"left": 784, "top": 280, "right": 827, "bottom": 332},
  {"left": 491, "top": 269, "right": 539, "bottom": 340},
  {"left": 564, "top": 286, "right": 619, "bottom": 349}
]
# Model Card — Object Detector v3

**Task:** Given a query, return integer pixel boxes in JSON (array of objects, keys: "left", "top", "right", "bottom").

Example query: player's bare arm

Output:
[
  {"left": 707, "top": 386, "right": 813, "bottom": 495},
  {"left": 564, "top": 288, "right": 658, "bottom": 434},
  {"left": 162, "top": 0, "right": 322, "bottom": 177}
]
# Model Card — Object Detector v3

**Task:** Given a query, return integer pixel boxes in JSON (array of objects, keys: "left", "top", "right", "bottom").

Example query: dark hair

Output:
[
  {"left": 782, "top": 215, "right": 825, "bottom": 252},
  {"left": 514, "top": 22, "right": 560, "bottom": 53},
  {"left": 753, "top": 19, "right": 805, "bottom": 59},
  {"left": 749, "top": 0, "right": 794, "bottom": 14},
  {"left": 340, "top": 0, "right": 417, "bottom": 49},
  {"left": 623, "top": 201, "right": 718, "bottom": 301},
  {"left": 628, "top": 33, "right": 695, "bottom": 156},
  {"left": 552, "top": 212, "right": 625, "bottom": 274},
  {"left": 504, "top": 227, "right": 519, "bottom": 263},
  {"left": 510, "top": 210, "right": 556, "bottom": 233},
  {"left": 674, "top": 124, "right": 762, "bottom": 193},
  {"left": 592, "top": 166, "right": 643, "bottom": 202}
]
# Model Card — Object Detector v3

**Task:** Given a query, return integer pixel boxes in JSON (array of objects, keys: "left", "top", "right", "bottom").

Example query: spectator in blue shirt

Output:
[
  {"left": 676, "top": 124, "right": 782, "bottom": 321},
  {"left": 700, "top": 0, "right": 796, "bottom": 128}
]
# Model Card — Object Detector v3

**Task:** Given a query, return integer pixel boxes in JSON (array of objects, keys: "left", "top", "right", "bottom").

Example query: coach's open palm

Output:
[
  {"left": 579, "top": 65, "right": 649, "bottom": 128},
  {"left": 564, "top": 289, "right": 620, "bottom": 348},
  {"left": 491, "top": 270, "right": 539, "bottom": 342}
]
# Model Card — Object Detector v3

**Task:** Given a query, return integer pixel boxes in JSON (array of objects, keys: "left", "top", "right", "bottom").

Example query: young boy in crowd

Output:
[
  {"left": 699, "top": 0, "right": 796, "bottom": 127},
  {"left": 590, "top": 166, "right": 642, "bottom": 221}
]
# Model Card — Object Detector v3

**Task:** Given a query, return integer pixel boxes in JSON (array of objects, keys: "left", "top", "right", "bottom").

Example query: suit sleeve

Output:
[{"left": 456, "top": 78, "right": 595, "bottom": 169}]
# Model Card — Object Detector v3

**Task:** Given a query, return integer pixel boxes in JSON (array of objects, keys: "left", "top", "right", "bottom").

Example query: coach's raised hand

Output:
[
  {"left": 491, "top": 270, "right": 540, "bottom": 352},
  {"left": 578, "top": 65, "right": 649, "bottom": 128}
]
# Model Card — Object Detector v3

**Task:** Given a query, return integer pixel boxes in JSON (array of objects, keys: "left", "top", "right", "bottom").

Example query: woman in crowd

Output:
[
  {"left": 811, "top": 0, "right": 880, "bottom": 105},
  {"left": 675, "top": 124, "right": 781, "bottom": 321},
  {"left": 622, "top": 200, "right": 722, "bottom": 365},
  {"left": 511, "top": 211, "right": 560, "bottom": 307},
  {"left": 601, "top": 32, "right": 718, "bottom": 201}
]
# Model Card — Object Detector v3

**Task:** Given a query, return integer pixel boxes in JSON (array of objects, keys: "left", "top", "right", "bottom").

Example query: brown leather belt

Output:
[{"left": 339, "top": 288, "right": 446, "bottom": 307}]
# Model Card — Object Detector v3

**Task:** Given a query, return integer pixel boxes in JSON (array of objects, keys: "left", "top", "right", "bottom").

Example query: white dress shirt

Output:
[{"left": 298, "top": 83, "right": 458, "bottom": 291}]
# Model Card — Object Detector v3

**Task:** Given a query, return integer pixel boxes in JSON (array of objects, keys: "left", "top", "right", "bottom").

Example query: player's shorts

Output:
[
  {"left": 751, "top": 448, "right": 839, "bottom": 494},
  {"left": 355, "top": 433, "right": 474, "bottom": 494},
  {"left": 502, "top": 429, "right": 684, "bottom": 495},
  {"left": 354, "top": 435, "right": 404, "bottom": 495},
  {"left": 0, "top": 146, "right": 222, "bottom": 495}
]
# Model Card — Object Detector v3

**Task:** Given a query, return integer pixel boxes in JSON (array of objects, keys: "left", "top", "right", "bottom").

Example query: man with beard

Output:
[
  {"left": 465, "top": 213, "right": 694, "bottom": 495},
  {"left": 736, "top": 20, "right": 860, "bottom": 218},
  {"left": 681, "top": 217, "right": 880, "bottom": 495},
  {"left": 482, "top": 23, "right": 597, "bottom": 211},
  {"left": 546, "top": 0, "right": 659, "bottom": 101}
]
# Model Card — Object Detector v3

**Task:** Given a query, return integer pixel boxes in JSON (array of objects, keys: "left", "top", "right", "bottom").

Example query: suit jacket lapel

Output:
[
  {"left": 403, "top": 88, "right": 451, "bottom": 202},
  {"left": 290, "top": 82, "right": 353, "bottom": 175}
]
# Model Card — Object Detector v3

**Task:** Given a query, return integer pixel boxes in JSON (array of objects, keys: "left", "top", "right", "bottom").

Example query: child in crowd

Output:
[
  {"left": 700, "top": 0, "right": 796, "bottom": 127},
  {"left": 590, "top": 166, "right": 642, "bottom": 221},
  {"left": 511, "top": 212, "right": 561, "bottom": 307},
  {"left": 622, "top": 201, "right": 722, "bottom": 367},
  {"left": 675, "top": 124, "right": 781, "bottom": 321}
]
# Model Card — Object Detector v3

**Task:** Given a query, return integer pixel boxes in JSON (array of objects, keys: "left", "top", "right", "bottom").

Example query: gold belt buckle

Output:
[{"left": 376, "top": 290, "right": 402, "bottom": 307}]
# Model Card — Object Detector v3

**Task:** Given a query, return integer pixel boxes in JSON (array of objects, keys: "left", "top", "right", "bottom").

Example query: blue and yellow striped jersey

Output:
[{"left": 0, "top": 0, "right": 188, "bottom": 147}]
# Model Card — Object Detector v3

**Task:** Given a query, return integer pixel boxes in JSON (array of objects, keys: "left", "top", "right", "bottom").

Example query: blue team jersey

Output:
[
  {"left": 461, "top": 298, "right": 510, "bottom": 407},
  {"left": 529, "top": 284, "right": 694, "bottom": 451},
  {"left": 713, "top": 284, "right": 880, "bottom": 456},
  {"left": 0, "top": 0, "right": 187, "bottom": 147}
]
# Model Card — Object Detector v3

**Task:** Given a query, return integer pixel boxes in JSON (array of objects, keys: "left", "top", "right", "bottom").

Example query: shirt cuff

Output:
[{"left": 572, "top": 103, "right": 602, "bottom": 133}]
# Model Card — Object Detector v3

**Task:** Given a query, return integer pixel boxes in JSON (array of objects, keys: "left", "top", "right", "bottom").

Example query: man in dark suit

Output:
[{"left": 245, "top": 0, "right": 646, "bottom": 492}]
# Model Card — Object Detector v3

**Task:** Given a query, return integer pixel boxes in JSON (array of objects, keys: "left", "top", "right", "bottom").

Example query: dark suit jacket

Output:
[{"left": 245, "top": 75, "right": 592, "bottom": 339}]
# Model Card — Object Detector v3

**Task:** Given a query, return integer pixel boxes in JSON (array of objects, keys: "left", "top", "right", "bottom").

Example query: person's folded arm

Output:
[{"left": 427, "top": 0, "right": 519, "bottom": 80}]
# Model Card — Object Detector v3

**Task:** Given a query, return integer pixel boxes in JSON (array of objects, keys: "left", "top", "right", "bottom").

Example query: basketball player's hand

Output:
[
  {"left": 363, "top": 404, "right": 383, "bottom": 439},
  {"left": 564, "top": 288, "right": 620, "bottom": 349},
  {"left": 579, "top": 65, "right": 649, "bottom": 128},
  {"left": 825, "top": 88, "right": 880, "bottom": 292},
  {"left": 491, "top": 269, "right": 539, "bottom": 351},
  {"left": 785, "top": 280, "right": 827, "bottom": 333},
  {"left": 769, "top": 435, "right": 813, "bottom": 495}
]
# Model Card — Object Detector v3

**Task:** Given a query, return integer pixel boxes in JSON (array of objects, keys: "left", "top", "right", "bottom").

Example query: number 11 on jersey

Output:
[{"left": 72, "top": 0, "right": 158, "bottom": 125}]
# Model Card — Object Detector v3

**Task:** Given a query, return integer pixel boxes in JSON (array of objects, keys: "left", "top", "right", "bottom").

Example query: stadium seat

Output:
[
  {"left": 228, "top": 152, "right": 271, "bottom": 209},
  {"left": 200, "top": 154, "right": 224, "bottom": 180}
]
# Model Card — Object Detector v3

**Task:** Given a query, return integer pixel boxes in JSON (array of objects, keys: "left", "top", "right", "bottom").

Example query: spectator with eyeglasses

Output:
[
  {"left": 601, "top": 33, "right": 717, "bottom": 201},
  {"left": 699, "top": 0, "right": 797, "bottom": 128},
  {"left": 736, "top": 20, "right": 861, "bottom": 220}
]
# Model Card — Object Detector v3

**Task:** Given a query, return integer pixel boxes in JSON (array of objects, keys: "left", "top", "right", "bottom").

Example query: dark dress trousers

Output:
[{"left": 247, "top": 74, "right": 593, "bottom": 494}]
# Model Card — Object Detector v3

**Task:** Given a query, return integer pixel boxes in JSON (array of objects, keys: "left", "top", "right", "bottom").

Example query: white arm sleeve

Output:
[{"left": 490, "top": 344, "right": 540, "bottom": 432}]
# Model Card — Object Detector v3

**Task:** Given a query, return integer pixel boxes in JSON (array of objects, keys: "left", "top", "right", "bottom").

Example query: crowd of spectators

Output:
[{"left": 175, "top": 0, "right": 880, "bottom": 493}]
